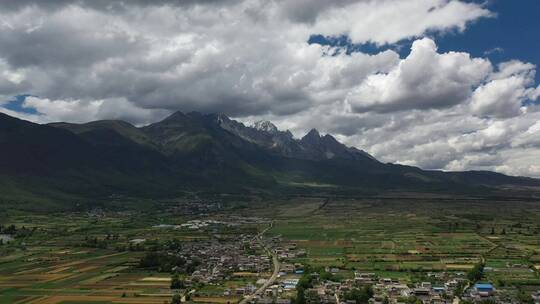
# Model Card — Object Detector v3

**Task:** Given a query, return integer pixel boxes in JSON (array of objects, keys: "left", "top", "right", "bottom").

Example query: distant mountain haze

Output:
[{"left": 1, "top": 111, "right": 539, "bottom": 205}]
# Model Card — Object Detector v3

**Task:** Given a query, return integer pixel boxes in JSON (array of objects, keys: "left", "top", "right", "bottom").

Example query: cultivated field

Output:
[
  {"left": 263, "top": 197, "right": 540, "bottom": 287},
  {"left": 2, "top": 196, "right": 540, "bottom": 303}
]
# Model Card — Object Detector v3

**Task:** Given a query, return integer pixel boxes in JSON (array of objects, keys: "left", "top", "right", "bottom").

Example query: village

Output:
[
  {"left": 243, "top": 242, "right": 536, "bottom": 304},
  {"left": 2, "top": 202, "right": 540, "bottom": 304},
  {"left": 3, "top": 200, "right": 540, "bottom": 304},
  {"left": 148, "top": 220, "right": 539, "bottom": 304}
]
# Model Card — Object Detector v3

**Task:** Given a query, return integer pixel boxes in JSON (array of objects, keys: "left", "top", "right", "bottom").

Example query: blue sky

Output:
[
  {"left": 3, "top": 95, "right": 37, "bottom": 114},
  {"left": 438, "top": 0, "right": 540, "bottom": 82},
  {"left": 310, "top": 0, "right": 540, "bottom": 82}
]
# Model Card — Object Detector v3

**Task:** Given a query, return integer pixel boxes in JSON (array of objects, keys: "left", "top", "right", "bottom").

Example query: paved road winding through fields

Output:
[{"left": 239, "top": 222, "right": 280, "bottom": 304}]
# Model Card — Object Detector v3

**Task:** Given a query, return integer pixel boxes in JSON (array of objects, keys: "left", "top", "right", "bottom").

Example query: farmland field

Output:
[
  {"left": 1, "top": 196, "right": 540, "bottom": 303},
  {"left": 263, "top": 197, "right": 540, "bottom": 286},
  {"left": 0, "top": 205, "right": 264, "bottom": 304}
]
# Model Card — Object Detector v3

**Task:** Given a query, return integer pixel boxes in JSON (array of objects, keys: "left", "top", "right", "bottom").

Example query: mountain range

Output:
[{"left": 1, "top": 111, "right": 539, "bottom": 207}]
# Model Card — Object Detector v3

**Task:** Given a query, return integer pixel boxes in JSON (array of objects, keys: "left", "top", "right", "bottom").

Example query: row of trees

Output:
[
  {"left": 467, "top": 262, "right": 485, "bottom": 282},
  {"left": 171, "top": 274, "right": 185, "bottom": 289},
  {"left": 343, "top": 286, "right": 374, "bottom": 304},
  {"left": 138, "top": 251, "right": 201, "bottom": 273},
  {"left": 0, "top": 225, "right": 17, "bottom": 234},
  {"left": 294, "top": 270, "right": 315, "bottom": 304},
  {"left": 0, "top": 224, "right": 35, "bottom": 238},
  {"left": 77, "top": 236, "right": 184, "bottom": 252},
  {"left": 170, "top": 273, "right": 190, "bottom": 304}
]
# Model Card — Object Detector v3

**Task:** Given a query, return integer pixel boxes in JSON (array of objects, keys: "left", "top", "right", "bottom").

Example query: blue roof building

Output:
[
  {"left": 432, "top": 286, "right": 445, "bottom": 293},
  {"left": 474, "top": 283, "right": 495, "bottom": 296},
  {"left": 474, "top": 283, "right": 494, "bottom": 290}
]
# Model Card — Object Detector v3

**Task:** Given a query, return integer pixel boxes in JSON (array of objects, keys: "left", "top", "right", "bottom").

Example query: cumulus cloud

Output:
[
  {"left": 471, "top": 61, "right": 540, "bottom": 118},
  {"left": 346, "top": 38, "right": 492, "bottom": 113},
  {"left": 0, "top": 0, "right": 539, "bottom": 177},
  {"left": 471, "top": 77, "right": 527, "bottom": 118},
  {"left": 3, "top": 96, "right": 170, "bottom": 125},
  {"left": 312, "top": 0, "right": 493, "bottom": 45},
  {"left": 0, "top": 0, "right": 493, "bottom": 118},
  {"left": 0, "top": 0, "right": 240, "bottom": 12},
  {"left": 0, "top": 59, "right": 29, "bottom": 103}
]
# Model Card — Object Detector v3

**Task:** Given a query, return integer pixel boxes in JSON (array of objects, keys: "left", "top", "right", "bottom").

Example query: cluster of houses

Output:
[
  {"left": 244, "top": 264, "right": 540, "bottom": 304},
  {"left": 154, "top": 216, "right": 270, "bottom": 232},
  {"left": 152, "top": 224, "right": 540, "bottom": 304},
  {"left": 153, "top": 220, "right": 246, "bottom": 232},
  {"left": 179, "top": 219, "right": 230, "bottom": 230},
  {"left": 532, "top": 291, "right": 540, "bottom": 304},
  {"left": 247, "top": 269, "right": 481, "bottom": 304},
  {"left": 246, "top": 237, "right": 538, "bottom": 304},
  {"left": 0, "top": 234, "right": 13, "bottom": 244},
  {"left": 177, "top": 236, "right": 272, "bottom": 284},
  {"left": 145, "top": 218, "right": 537, "bottom": 304},
  {"left": 462, "top": 283, "right": 497, "bottom": 303},
  {"left": 275, "top": 243, "right": 307, "bottom": 260},
  {"left": 167, "top": 200, "right": 223, "bottom": 215},
  {"left": 305, "top": 272, "right": 465, "bottom": 304},
  {"left": 249, "top": 277, "right": 301, "bottom": 304},
  {"left": 250, "top": 281, "right": 295, "bottom": 304},
  {"left": 223, "top": 284, "right": 258, "bottom": 297}
]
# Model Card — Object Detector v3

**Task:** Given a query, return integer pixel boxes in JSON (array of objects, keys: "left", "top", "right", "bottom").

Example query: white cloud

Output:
[
  {"left": 494, "top": 148, "right": 540, "bottom": 177},
  {"left": 346, "top": 38, "right": 492, "bottom": 113},
  {"left": 0, "top": 0, "right": 539, "bottom": 178},
  {"left": 0, "top": 0, "right": 493, "bottom": 117},
  {"left": 12, "top": 96, "right": 169, "bottom": 125},
  {"left": 0, "top": 59, "right": 28, "bottom": 103},
  {"left": 23, "top": 96, "right": 102, "bottom": 123},
  {"left": 470, "top": 60, "right": 539, "bottom": 118},
  {"left": 470, "top": 76, "right": 528, "bottom": 118},
  {"left": 312, "top": 0, "right": 493, "bottom": 45}
]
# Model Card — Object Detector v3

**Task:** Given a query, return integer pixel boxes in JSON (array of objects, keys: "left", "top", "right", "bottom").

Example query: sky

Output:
[{"left": 0, "top": 0, "right": 539, "bottom": 177}]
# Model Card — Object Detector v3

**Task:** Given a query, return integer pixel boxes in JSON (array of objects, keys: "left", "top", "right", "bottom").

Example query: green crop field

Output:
[
  {"left": 1, "top": 196, "right": 540, "bottom": 303},
  {"left": 264, "top": 197, "right": 540, "bottom": 284}
]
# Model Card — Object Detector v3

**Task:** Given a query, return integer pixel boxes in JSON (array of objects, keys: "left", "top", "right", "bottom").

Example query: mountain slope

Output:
[
  {"left": 1, "top": 111, "right": 539, "bottom": 207},
  {"left": 49, "top": 120, "right": 156, "bottom": 148},
  {"left": 0, "top": 112, "right": 97, "bottom": 174},
  {"left": 0, "top": 113, "right": 191, "bottom": 200},
  {"left": 218, "top": 116, "right": 376, "bottom": 161}
]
